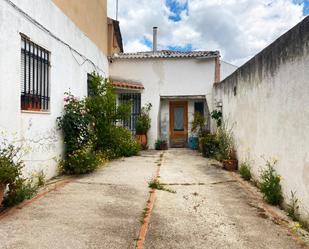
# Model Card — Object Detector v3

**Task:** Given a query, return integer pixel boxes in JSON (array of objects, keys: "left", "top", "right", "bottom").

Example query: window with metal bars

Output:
[
  {"left": 87, "top": 73, "right": 95, "bottom": 97},
  {"left": 20, "top": 34, "right": 50, "bottom": 111},
  {"left": 118, "top": 93, "right": 141, "bottom": 133}
]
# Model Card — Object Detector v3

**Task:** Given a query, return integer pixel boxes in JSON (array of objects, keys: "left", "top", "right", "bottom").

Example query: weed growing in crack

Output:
[
  {"left": 287, "top": 191, "right": 300, "bottom": 221},
  {"left": 140, "top": 207, "right": 149, "bottom": 224},
  {"left": 148, "top": 179, "right": 176, "bottom": 193},
  {"left": 239, "top": 161, "right": 252, "bottom": 181},
  {"left": 259, "top": 158, "right": 283, "bottom": 205}
]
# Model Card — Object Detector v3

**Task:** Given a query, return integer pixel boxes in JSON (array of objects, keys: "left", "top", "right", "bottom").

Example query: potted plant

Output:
[
  {"left": 21, "top": 94, "right": 41, "bottom": 111},
  {"left": 190, "top": 112, "right": 207, "bottom": 151},
  {"left": 135, "top": 103, "right": 152, "bottom": 149},
  {"left": 155, "top": 139, "right": 168, "bottom": 150}
]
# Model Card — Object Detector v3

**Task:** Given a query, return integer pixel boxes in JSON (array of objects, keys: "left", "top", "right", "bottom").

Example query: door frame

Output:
[{"left": 169, "top": 101, "right": 188, "bottom": 147}]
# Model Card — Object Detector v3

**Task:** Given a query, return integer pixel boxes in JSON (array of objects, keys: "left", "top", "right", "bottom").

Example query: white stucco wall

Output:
[
  {"left": 220, "top": 60, "right": 237, "bottom": 81},
  {"left": 214, "top": 17, "right": 309, "bottom": 219},
  {"left": 0, "top": 0, "right": 108, "bottom": 179},
  {"left": 109, "top": 58, "right": 217, "bottom": 148}
]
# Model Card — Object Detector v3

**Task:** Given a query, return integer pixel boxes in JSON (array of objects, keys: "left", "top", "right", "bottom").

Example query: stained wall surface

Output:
[{"left": 214, "top": 16, "right": 309, "bottom": 218}]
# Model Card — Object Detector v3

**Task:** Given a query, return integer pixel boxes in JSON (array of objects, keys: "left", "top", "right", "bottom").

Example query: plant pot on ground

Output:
[
  {"left": 188, "top": 136, "right": 198, "bottom": 150},
  {"left": 135, "top": 133, "right": 147, "bottom": 149},
  {"left": 155, "top": 139, "right": 168, "bottom": 150},
  {"left": 222, "top": 149, "right": 238, "bottom": 171}
]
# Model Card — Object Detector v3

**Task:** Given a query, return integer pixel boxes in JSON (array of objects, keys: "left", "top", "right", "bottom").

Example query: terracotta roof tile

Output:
[
  {"left": 111, "top": 50, "right": 220, "bottom": 60},
  {"left": 112, "top": 80, "right": 144, "bottom": 90}
]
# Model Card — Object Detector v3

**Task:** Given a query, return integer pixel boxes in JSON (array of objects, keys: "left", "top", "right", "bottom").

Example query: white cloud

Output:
[
  {"left": 124, "top": 39, "right": 150, "bottom": 52},
  {"left": 108, "top": 0, "right": 305, "bottom": 65}
]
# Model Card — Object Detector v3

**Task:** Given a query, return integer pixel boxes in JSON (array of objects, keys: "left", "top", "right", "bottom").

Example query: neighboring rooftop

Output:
[{"left": 110, "top": 50, "right": 220, "bottom": 60}]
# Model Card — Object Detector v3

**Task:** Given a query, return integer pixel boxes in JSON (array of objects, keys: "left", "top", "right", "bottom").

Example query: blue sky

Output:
[
  {"left": 166, "top": 0, "right": 188, "bottom": 22},
  {"left": 293, "top": 0, "right": 309, "bottom": 14},
  {"left": 303, "top": 0, "right": 309, "bottom": 14}
]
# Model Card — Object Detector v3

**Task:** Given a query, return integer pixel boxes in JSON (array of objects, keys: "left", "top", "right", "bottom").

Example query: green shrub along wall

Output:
[{"left": 57, "top": 73, "right": 140, "bottom": 175}]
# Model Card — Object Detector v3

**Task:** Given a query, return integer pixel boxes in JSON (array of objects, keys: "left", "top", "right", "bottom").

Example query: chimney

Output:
[{"left": 153, "top": 27, "right": 158, "bottom": 52}]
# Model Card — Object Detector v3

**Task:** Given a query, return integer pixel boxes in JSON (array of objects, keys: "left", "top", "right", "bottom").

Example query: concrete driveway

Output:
[{"left": 0, "top": 149, "right": 306, "bottom": 249}]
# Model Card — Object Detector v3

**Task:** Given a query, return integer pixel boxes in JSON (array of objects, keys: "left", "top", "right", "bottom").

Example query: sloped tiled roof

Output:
[
  {"left": 111, "top": 79, "right": 144, "bottom": 90},
  {"left": 111, "top": 50, "right": 220, "bottom": 60}
]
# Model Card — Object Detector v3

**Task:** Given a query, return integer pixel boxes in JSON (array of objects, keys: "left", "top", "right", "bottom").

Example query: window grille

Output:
[
  {"left": 87, "top": 73, "right": 95, "bottom": 97},
  {"left": 20, "top": 34, "right": 50, "bottom": 111},
  {"left": 118, "top": 93, "right": 141, "bottom": 133}
]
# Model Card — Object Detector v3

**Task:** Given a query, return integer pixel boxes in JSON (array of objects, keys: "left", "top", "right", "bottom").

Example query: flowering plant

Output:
[
  {"left": 57, "top": 92, "right": 92, "bottom": 155},
  {"left": 259, "top": 158, "right": 283, "bottom": 205}
]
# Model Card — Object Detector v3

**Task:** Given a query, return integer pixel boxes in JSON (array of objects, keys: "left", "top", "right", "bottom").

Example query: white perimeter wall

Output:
[
  {"left": 0, "top": 0, "right": 109, "bottom": 179},
  {"left": 221, "top": 60, "right": 237, "bottom": 81},
  {"left": 110, "top": 58, "right": 217, "bottom": 148},
  {"left": 214, "top": 17, "right": 309, "bottom": 219}
]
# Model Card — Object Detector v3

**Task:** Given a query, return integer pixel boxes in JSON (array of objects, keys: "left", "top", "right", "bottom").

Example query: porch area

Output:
[{"left": 159, "top": 95, "right": 210, "bottom": 148}]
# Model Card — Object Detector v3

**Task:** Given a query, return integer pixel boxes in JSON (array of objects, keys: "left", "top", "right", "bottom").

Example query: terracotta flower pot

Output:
[
  {"left": 135, "top": 134, "right": 147, "bottom": 149},
  {"left": 160, "top": 143, "right": 168, "bottom": 150},
  {"left": 222, "top": 159, "right": 238, "bottom": 171},
  {"left": 0, "top": 183, "right": 5, "bottom": 205}
]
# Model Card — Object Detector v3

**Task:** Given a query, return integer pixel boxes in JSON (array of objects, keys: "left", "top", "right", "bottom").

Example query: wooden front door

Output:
[{"left": 169, "top": 101, "right": 188, "bottom": 147}]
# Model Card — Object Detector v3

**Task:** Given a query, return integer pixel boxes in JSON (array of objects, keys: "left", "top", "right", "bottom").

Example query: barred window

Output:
[
  {"left": 118, "top": 93, "right": 141, "bottom": 134},
  {"left": 87, "top": 73, "right": 95, "bottom": 97},
  {"left": 21, "top": 34, "right": 50, "bottom": 111}
]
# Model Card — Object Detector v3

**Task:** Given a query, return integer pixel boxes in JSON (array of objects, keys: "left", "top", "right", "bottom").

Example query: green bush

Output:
[
  {"left": 3, "top": 177, "right": 38, "bottom": 207},
  {"left": 0, "top": 142, "right": 39, "bottom": 207},
  {"left": 59, "top": 143, "right": 99, "bottom": 174},
  {"left": 259, "top": 159, "right": 283, "bottom": 205},
  {"left": 202, "top": 134, "right": 219, "bottom": 157},
  {"left": 200, "top": 123, "right": 234, "bottom": 160},
  {"left": 215, "top": 124, "right": 234, "bottom": 160},
  {"left": 0, "top": 149, "right": 22, "bottom": 185},
  {"left": 239, "top": 162, "right": 252, "bottom": 181},
  {"left": 57, "top": 73, "right": 141, "bottom": 174},
  {"left": 57, "top": 93, "right": 91, "bottom": 155},
  {"left": 105, "top": 127, "right": 140, "bottom": 158},
  {"left": 85, "top": 74, "right": 132, "bottom": 151}
]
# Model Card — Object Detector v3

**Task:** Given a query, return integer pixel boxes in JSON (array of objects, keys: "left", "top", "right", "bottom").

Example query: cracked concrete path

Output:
[
  {"left": 144, "top": 149, "right": 306, "bottom": 249},
  {"left": 0, "top": 149, "right": 306, "bottom": 249},
  {"left": 0, "top": 150, "right": 159, "bottom": 249}
]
